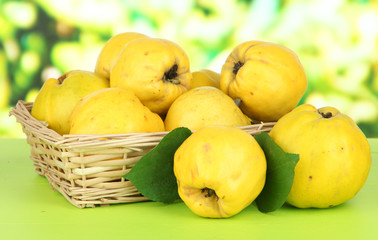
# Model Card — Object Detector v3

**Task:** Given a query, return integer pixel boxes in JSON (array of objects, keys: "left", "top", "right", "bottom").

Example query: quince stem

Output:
[
  {"left": 319, "top": 111, "right": 332, "bottom": 118},
  {"left": 233, "top": 61, "right": 244, "bottom": 74},
  {"left": 164, "top": 64, "right": 180, "bottom": 84},
  {"left": 57, "top": 72, "right": 68, "bottom": 84},
  {"left": 202, "top": 187, "right": 218, "bottom": 200}
]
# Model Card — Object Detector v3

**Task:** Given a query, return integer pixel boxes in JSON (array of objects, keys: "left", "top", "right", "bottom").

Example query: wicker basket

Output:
[{"left": 9, "top": 100, "right": 276, "bottom": 208}]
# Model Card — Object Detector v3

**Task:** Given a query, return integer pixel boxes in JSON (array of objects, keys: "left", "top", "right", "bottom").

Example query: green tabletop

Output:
[{"left": 1, "top": 138, "right": 377, "bottom": 240}]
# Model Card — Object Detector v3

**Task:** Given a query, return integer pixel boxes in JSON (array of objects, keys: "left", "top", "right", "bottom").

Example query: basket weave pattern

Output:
[{"left": 10, "top": 100, "right": 275, "bottom": 208}]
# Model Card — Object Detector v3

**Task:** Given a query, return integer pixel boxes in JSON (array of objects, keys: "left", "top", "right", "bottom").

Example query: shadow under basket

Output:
[{"left": 9, "top": 100, "right": 276, "bottom": 208}]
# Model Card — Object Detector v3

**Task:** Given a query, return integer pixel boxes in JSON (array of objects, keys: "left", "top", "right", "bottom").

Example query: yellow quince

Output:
[
  {"left": 220, "top": 41, "right": 307, "bottom": 122},
  {"left": 31, "top": 70, "right": 109, "bottom": 135},
  {"left": 269, "top": 104, "right": 371, "bottom": 208},
  {"left": 110, "top": 37, "right": 192, "bottom": 115},
  {"left": 174, "top": 126, "right": 267, "bottom": 218},
  {"left": 190, "top": 69, "right": 220, "bottom": 89},
  {"left": 95, "top": 32, "right": 148, "bottom": 79},
  {"left": 164, "top": 87, "right": 251, "bottom": 131},
  {"left": 69, "top": 88, "right": 165, "bottom": 134}
]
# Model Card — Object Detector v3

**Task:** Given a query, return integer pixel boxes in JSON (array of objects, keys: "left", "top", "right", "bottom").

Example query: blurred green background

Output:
[{"left": 1, "top": 0, "right": 378, "bottom": 138}]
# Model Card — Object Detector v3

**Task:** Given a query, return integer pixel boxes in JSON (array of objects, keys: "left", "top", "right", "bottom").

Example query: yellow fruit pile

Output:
[
  {"left": 30, "top": 31, "right": 371, "bottom": 218},
  {"left": 32, "top": 31, "right": 308, "bottom": 135}
]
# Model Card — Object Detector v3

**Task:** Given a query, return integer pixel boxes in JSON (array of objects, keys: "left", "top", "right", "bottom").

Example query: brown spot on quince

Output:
[{"left": 202, "top": 143, "right": 211, "bottom": 152}]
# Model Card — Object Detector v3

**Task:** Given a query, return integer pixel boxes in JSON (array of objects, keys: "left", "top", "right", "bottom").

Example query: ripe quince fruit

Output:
[
  {"left": 110, "top": 37, "right": 192, "bottom": 115},
  {"left": 164, "top": 87, "right": 251, "bottom": 131},
  {"left": 31, "top": 70, "right": 109, "bottom": 135},
  {"left": 174, "top": 126, "right": 267, "bottom": 218},
  {"left": 95, "top": 32, "right": 148, "bottom": 79},
  {"left": 69, "top": 88, "right": 165, "bottom": 134},
  {"left": 190, "top": 69, "right": 220, "bottom": 89},
  {"left": 220, "top": 41, "right": 307, "bottom": 122},
  {"left": 269, "top": 104, "right": 371, "bottom": 208}
]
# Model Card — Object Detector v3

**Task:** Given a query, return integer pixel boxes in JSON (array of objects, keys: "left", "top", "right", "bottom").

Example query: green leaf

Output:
[
  {"left": 254, "top": 132, "right": 299, "bottom": 213},
  {"left": 124, "top": 127, "right": 192, "bottom": 204}
]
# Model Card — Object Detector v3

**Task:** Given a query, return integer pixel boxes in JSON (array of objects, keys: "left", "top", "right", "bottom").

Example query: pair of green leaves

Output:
[{"left": 124, "top": 127, "right": 299, "bottom": 213}]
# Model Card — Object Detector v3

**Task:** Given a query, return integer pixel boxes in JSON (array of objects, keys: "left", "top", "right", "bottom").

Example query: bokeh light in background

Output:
[{"left": 1, "top": 0, "right": 377, "bottom": 137}]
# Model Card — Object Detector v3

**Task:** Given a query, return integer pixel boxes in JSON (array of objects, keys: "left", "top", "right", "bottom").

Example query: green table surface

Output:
[{"left": 1, "top": 138, "right": 377, "bottom": 240}]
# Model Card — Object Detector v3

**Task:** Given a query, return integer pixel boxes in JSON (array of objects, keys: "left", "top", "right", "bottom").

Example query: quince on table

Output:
[
  {"left": 269, "top": 104, "right": 371, "bottom": 208},
  {"left": 174, "top": 126, "right": 266, "bottom": 218}
]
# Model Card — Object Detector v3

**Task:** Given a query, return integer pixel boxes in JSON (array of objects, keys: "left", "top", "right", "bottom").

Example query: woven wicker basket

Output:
[{"left": 9, "top": 100, "right": 275, "bottom": 208}]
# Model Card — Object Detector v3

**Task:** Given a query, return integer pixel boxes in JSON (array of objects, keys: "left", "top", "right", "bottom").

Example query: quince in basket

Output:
[
  {"left": 220, "top": 41, "right": 307, "bottom": 122},
  {"left": 95, "top": 31, "right": 148, "bottom": 79},
  {"left": 174, "top": 126, "right": 266, "bottom": 218},
  {"left": 69, "top": 88, "right": 164, "bottom": 134},
  {"left": 110, "top": 37, "right": 192, "bottom": 115},
  {"left": 190, "top": 69, "right": 220, "bottom": 89},
  {"left": 164, "top": 86, "right": 251, "bottom": 131},
  {"left": 31, "top": 70, "right": 109, "bottom": 135},
  {"left": 269, "top": 104, "right": 371, "bottom": 208}
]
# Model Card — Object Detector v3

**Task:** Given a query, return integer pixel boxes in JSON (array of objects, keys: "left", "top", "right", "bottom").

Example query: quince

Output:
[
  {"left": 95, "top": 32, "right": 148, "bottom": 79},
  {"left": 164, "top": 87, "right": 251, "bottom": 131},
  {"left": 31, "top": 70, "right": 109, "bottom": 135},
  {"left": 110, "top": 37, "right": 192, "bottom": 115},
  {"left": 269, "top": 104, "right": 371, "bottom": 208},
  {"left": 220, "top": 41, "right": 307, "bottom": 122},
  {"left": 174, "top": 126, "right": 266, "bottom": 218},
  {"left": 190, "top": 69, "right": 220, "bottom": 89},
  {"left": 69, "top": 88, "right": 164, "bottom": 134}
]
